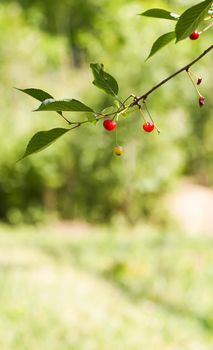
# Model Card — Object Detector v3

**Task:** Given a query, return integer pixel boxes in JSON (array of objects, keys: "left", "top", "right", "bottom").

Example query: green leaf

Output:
[
  {"left": 90, "top": 63, "right": 119, "bottom": 97},
  {"left": 146, "top": 31, "right": 176, "bottom": 60},
  {"left": 16, "top": 87, "right": 66, "bottom": 118},
  {"left": 35, "top": 98, "right": 94, "bottom": 112},
  {"left": 15, "top": 88, "right": 54, "bottom": 102},
  {"left": 21, "top": 128, "right": 70, "bottom": 159},
  {"left": 140, "top": 8, "right": 179, "bottom": 20},
  {"left": 175, "top": 0, "right": 213, "bottom": 42}
]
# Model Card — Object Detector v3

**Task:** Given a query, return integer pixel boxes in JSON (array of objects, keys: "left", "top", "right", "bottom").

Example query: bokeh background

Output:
[{"left": 0, "top": 0, "right": 213, "bottom": 349}]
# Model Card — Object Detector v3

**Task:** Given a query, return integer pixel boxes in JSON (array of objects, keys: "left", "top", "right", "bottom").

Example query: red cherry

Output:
[
  {"left": 143, "top": 122, "right": 155, "bottom": 132},
  {"left": 103, "top": 119, "right": 117, "bottom": 131},
  {"left": 197, "top": 77, "right": 202, "bottom": 85},
  {"left": 199, "top": 96, "right": 205, "bottom": 107},
  {"left": 190, "top": 31, "right": 200, "bottom": 40}
]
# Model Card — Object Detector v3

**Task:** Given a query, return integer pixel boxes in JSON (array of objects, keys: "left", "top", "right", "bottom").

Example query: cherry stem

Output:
[
  {"left": 143, "top": 100, "right": 160, "bottom": 134},
  {"left": 122, "top": 94, "right": 136, "bottom": 105},
  {"left": 139, "top": 105, "right": 147, "bottom": 123},
  {"left": 115, "top": 121, "right": 118, "bottom": 145},
  {"left": 189, "top": 70, "right": 201, "bottom": 79},
  {"left": 186, "top": 69, "right": 202, "bottom": 97},
  {"left": 143, "top": 100, "right": 154, "bottom": 123},
  {"left": 200, "top": 21, "right": 213, "bottom": 33}
]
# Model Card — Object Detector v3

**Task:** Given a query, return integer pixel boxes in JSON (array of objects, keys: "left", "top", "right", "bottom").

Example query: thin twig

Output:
[
  {"left": 69, "top": 123, "right": 81, "bottom": 130},
  {"left": 57, "top": 111, "right": 72, "bottom": 125}
]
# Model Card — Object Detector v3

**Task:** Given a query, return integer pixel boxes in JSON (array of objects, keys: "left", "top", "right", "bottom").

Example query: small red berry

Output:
[
  {"left": 143, "top": 122, "right": 155, "bottom": 133},
  {"left": 190, "top": 31, "right": 200, "bottom": 40},
  {"left": 197, "top": 77, "right": 202, "bottom": 85},
  {"left": 114, "top": 145, "right": 123, "bottom": 156},
  {"left": 199, "top": 96, "right": 205, "bottom": 107},
  {"left": 103, "top": 119, "right": 117, "bottom": 131}
]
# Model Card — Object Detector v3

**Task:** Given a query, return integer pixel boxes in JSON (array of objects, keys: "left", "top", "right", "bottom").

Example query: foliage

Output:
[{"left": 141, "top": 0, "right": 213, "bottom": 58}]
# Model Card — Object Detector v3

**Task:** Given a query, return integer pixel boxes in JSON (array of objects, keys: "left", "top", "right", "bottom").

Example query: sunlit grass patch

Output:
[{"left": 0, "top": 226, "right": 212, "bottom": 350}]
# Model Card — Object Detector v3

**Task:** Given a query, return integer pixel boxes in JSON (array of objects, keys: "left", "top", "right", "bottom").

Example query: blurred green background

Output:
[
  {"left": 0, "top": 0, "right": 212, "bottom": 225},
  {"left": 0, "top": 0, "right": 212, "bottom": 349}
]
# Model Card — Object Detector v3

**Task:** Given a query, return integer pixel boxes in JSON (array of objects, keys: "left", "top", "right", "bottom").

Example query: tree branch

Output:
[
  {"left": 131, "top": 44, "right": 213, "bottom": 106},
  {"left": 66, "top": 45, "right": 213, "bottom": 127}
]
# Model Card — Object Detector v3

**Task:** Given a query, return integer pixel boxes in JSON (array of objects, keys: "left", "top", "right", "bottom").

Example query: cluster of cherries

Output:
[
  {"left": 103, "top": 117, "right": 155, "bottom": 157},
  {"left": 103, "top": 119, "right": 154, "bottom": 133}
]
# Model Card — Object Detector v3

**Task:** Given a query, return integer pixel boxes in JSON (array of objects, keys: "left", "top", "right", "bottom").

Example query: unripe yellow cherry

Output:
[{"left": 114, "top": 145, "right": 123, "bottom": 156}]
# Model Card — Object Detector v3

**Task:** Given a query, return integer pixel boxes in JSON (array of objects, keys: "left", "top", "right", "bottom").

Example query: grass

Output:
[{"left": 0, "top": 224, "right": 212, "bottom": 350}]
